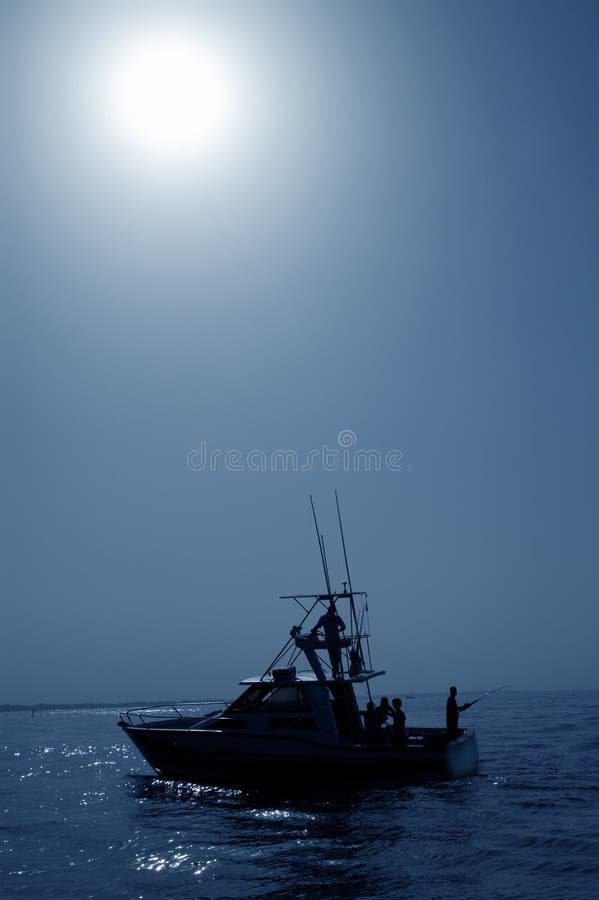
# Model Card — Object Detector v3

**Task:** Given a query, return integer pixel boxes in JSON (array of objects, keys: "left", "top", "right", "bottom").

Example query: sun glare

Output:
[{"left": 101, "top": 27, "right": 243, "bottom": 164}]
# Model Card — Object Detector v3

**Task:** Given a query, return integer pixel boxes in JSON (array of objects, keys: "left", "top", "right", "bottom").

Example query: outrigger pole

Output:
[
  {"left": 321, "top": 534, "right": 332, "bottom": 595},
  {"left": 310, "top": 494, "right": 332, "bottom": 595},
  {"left": 335, "top": 490, "right": 361, "bottom": 652}
]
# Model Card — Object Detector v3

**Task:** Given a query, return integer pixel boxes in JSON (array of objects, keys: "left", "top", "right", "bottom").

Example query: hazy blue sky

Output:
[{"left": 4, "top": 0, "right": 598, "bottom": 704}]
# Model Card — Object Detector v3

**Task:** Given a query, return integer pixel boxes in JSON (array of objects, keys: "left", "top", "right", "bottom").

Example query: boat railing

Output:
[{"left": 119, "top": 700, "right": 228, "bottom": 729}]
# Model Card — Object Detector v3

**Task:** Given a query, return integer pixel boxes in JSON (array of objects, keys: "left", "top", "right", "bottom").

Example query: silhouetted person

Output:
[
  {"left": 312, "top": 601, "right": 346, "bottom": 678},
  {"left": 446, "top": 686, "right": 471, "bottom": 741},
  {"left": 362, "top": 701, "right": 383, "bottom": 745},
  {"left": 376, "top": 696, "right": 392, "bottom": 726},
  {"left": 390, "top": 697, "right": 408, "bottom": 749}
]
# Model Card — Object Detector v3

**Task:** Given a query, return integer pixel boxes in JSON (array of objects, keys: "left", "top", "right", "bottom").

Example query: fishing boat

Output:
[{"left": 118, "top": 495, "right": 479, "bottom": 784}]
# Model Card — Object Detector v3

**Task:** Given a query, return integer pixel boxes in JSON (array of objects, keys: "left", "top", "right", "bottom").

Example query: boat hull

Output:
[{"left": 120, "top": 723, "right": 479, "bottom": 785}]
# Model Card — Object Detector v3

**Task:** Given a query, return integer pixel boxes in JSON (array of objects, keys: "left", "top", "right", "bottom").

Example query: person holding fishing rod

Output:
[
  {"left": 446, "top": 686, "right": 471, "bottom": 741},
  {"left": 446, "top": 684, "right": 511, "bottom": 740}
]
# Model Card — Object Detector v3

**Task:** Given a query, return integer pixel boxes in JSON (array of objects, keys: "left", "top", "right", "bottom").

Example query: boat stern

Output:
[{"left": 445, "top": 729, "right": 479, "bottom": 778}]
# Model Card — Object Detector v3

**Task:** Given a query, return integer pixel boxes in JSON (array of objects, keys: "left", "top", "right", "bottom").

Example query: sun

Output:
[{"left": 100, "top": 26, "right": 242, "bottom": 164}]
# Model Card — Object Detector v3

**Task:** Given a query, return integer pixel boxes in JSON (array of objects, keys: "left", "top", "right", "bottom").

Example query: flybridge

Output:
[{"left": 261, "top": 493, "right": 381, "bottom": 688}]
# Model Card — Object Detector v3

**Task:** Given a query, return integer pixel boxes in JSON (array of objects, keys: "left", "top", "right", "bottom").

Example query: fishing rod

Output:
[{"left": 464, "top": 684, "right": 511, "bottom": 710}]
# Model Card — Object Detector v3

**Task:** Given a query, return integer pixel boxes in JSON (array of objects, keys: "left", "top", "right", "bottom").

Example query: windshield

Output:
[{"left": 229, "top": 685, "right": 309, "bottom": 712}]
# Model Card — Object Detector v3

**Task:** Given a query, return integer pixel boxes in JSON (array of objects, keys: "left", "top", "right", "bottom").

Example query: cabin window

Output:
[
  {"left": 264, "top": 687, "right": 309, "bottom": 710},
  {"left": 229, "top": 686, "right": 268, "bottom": 710},
  {"left": 229, "top": 685, "right": 309, "bottom": 712}
]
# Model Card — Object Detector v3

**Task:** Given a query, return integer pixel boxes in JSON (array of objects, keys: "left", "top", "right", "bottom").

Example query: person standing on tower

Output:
[{"left": 312, "top": 601, "right": 346, "bottom": 678}]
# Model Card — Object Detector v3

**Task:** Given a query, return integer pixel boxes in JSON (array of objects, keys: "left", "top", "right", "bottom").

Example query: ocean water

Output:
[{"left": 1, "top": 690, "right": 598, "bottom": 899}]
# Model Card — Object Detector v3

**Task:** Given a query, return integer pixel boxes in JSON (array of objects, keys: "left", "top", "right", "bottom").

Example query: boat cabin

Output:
[{"left": 202, "top": 662, "right": 368, "bottom": 743}]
